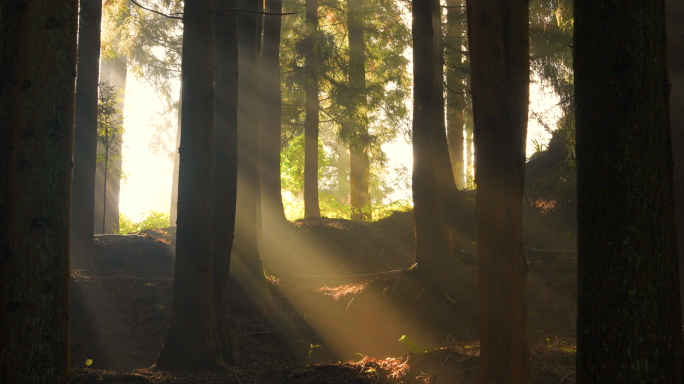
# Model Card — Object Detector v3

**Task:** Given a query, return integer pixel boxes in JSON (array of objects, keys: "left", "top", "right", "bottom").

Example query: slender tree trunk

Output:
[
  {"left": 234, "top": 0, "right": 267, "bottom": 295},
  {"left": 213, "top": 0, "right": 240, "bottom": 365},
  {"left": 71, "top": 0, "right": 102, "bottom": 269},
  {"left": 445, "top": 0, "right": 465, "bottom": 189},
  {"left": 0, "top": 1, "right": 78, "bottom": 381},
  {"left": 259, "top": 0, "right": 286, "bottom": 224},
  {"left": 466, "top": 0, "right": 530, "bottom": 381},
  {"left": 412, "top": 0, "right": 458, "bottom": 273},
  {"left": 666, "top": 0, "right": 684, "bottom": 321},
  {"left": 170, "top": 89, "right": 181, "bottom": 227},
  {"left": 348, "top": 0, "right": 371, "bottom": 221},
  {"left": 575, "top": 0, "right": 684, "bottom": 381},
  {"left": 465, "top": 104, "right": 473, "bottom": 187},
  {"left": 304, "top": 0, "right": 320, "bottom": 218},
  {"left": 95, "top": 55, "right": 126, "bottom": 234},
  {"left": 155, "top": 0, "right": 225, "bottom": 370}
]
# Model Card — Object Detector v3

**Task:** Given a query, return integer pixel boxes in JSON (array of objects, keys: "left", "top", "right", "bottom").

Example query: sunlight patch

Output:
[{"left": 319, "top": 280, "right": 373, "bottom": 300}]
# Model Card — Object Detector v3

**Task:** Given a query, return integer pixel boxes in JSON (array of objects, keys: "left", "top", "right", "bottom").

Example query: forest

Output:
[{"left": 1, "top": 0, "right": 684, "bottom": 382}]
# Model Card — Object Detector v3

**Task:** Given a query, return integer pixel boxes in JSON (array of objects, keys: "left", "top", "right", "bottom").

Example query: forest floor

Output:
[{"left": 70, "top": 194, "right": 577, "bottom": 383}]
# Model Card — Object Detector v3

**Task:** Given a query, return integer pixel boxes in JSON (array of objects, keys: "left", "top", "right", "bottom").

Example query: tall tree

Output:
[
  {"left": 445, "top": 0, "right": 466, "bottom": 189},
  {"left": 260, "top": 0, "right": 287, "bottom": 224},
  {"left": 0, "top": 0, "right": 79, "bottom": 381},
  {"left": 213, "top": 0, "right": 240, "bottom": 364},
  {"left": 233, "top": 0, "right": 267, "bottom": 293},
  {"left": 95, "top": 55, "right": 126, "bottom": 234},
  {"left": 575, "top": 0, "right": 684, "bottom": 381},
  {"left": 72, "top": 0, "right": 103, "bottom": 268},
  {"left": 412, "top": 0, "right": 459, "bottom": 273},
  {"left": 348, "top": 0, "right": 371, "bottom": 221},
  {"left": 466, "top": 0, "right": 530, "bottom": 381},
  {"left": 155, "top": 0, "right": 227, "bottom": 370},
  {"left": 304, "top": 0, "right": 321, "bottom": 218},
  {"left": 666, "top": 0, "right": 684, "bottom": 317}
]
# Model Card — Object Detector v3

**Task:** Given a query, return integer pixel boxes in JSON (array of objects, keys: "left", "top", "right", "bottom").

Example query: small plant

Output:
[
  {"left": 85, "top": 359, "right": 93, "bottom": 367},
  {"left": 399, "top": 335, "right": 429, "bottom": 354},
  {"left": 118, "top": 209, "right": 170, "bottom": 234},
  {"left": 309, "top": 344, "right": 323, "bottom": 362}
]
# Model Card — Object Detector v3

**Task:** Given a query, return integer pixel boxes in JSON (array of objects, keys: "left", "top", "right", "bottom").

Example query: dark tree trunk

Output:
[
  {"left": 466, "top": 0, "right": 530, "bottom": 381},
  {"left": 155, "top": 0, "right": 225, "bottom": 371},
  {"left": 575, "top": 0, "right": 684, "bottom": 381},
  {"left": 0, "top": 0, "right": 78, "bottom": 381},
  {"left": 259, "top": 0, "right": 286, "bottom": 224},
  {"left": 71, "top": 0, "right": 103, "bottom": 269},
  {"left": 348, "top": 0, "right": 371, "bottom": 221},
  {"left": 445, "top": 0, "right": 465, "bottom": 189},
  {"left": 304, "top": 0, "right": 320, "bottom": 219},
  {"left": 213, "top": 0, "right": 240, "bottom": 365},
  {"left": 234, "top": 0, "right": 267, "bottom": 295},
  {"left": 666, "top": 0, "right": 684, "bottom": 321},
  {"left": 412, "top": 0, "right": 458, "bottom": 273}
]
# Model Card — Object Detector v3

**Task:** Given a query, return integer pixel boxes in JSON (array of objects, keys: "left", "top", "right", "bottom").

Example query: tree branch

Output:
[{"left": 130, "top": 0, "right": 183, "bottom": 20}]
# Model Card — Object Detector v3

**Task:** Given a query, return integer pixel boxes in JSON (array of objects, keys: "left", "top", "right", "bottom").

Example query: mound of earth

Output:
[{"left": 90, "top": 232, "right": 175, "bottom": 278}]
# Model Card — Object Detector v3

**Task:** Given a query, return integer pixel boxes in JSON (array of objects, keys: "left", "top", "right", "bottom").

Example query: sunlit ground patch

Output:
[{"left": 319, "top": 280, "right": 374, "bottom": 300}]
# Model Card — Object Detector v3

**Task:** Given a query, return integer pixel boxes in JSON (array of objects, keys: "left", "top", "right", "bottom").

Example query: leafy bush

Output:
[{"left": 119, "top": 209, "right": 170, "bottom": 234}]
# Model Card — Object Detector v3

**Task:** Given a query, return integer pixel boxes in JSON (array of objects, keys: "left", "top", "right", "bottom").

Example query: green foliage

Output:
[
  {"left": 97, "top": 81, "right": 126, "bottom": 179},
  {"left": 399, "top": 335, "right": 428, "bottom": 354},
  {"left": 118, "top": 209, "right": 170, "bottom": 234},
  {"left": 281, "top": 134, "right": 329, "bottom": 197}
]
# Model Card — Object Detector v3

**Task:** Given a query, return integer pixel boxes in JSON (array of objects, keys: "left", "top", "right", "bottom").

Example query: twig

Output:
[{"left": 130, "top": 0, "right": 183, "bottom": 20}]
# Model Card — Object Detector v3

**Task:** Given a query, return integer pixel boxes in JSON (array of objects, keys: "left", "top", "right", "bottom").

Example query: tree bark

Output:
[
  {"left": 0, "top": 1, "right": 79, "bottom": 381},
  {"left": 575, "top": 0, "right": 684, "bottom": 381},
  {"left": 466, "top": 0, "right": 530, "bottom": 381},
  {"left": 95, "top": 55, "right": 126, "bottom": 234},
  {"left": 260, "top": 0, "right": 286, "bottom": 224},
  {"left": 445, "top": 0, "right": 465, "bottom": 189},
  {"left": 170, "top": 89, "right": 181, "bottom": 227},
  {"left": 155, "top": 0, "right": 225, "bottom": 371},
  {"left": 213, "top": 0, "right": 240, "bottom": 365},
  {"left": 71, "top": 0, "right": 103, "bottom": 269},
  {"left": 412, "top": 0, "right": 458, "bottom": 273},
  {"left": 304, "top": 0, "right": 320, "bottom": 218},
  {"left": 233, "top": 0, "right": 267, "bottom": 295},
  {"left": 348, "top": 0, "right": 371, "bottom": 221},
  {"left": 666, "top": 0, "right": 684, "bottom": 321}
]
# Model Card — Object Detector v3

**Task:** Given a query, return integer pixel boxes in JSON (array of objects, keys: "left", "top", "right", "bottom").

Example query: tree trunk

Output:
[
  {"left": 412, "top": 0, "right": 458, "bottom": 273},
  {"left": 445, "top": 0, "right": 465, "bottom": 189},
  {"left": 466, "top": 0, "right": 530, "bottom": 381},
  {"left": 304, "top": 0, "right": 320, "bottom": 218},
  {"left": 259, "top": 0, "right": 286, "bottom": 225},
  {"left": 0, "top": 1, "right": 78, "bottom": 381},
  {"left": 234, "top": 0, "right": 267, "bottom": 295},
  {"left": 71, "top": 0, "right": 103, "bottom": 269},
  {"left": 575, "top": 0, "right": 684, "bottom": 381},
  {"left": 95, "top": 55, "right": 126, "bottom": 234},
  {"left": 212, "top": 0, "right": 240, "bottom": 365},
  {"left": 666, "top": 0, "right": 684, "bottom": 321},
  {"left": 155, "top": 0, "right": 225, "bottom": 371},
  {"left": 465, "top": 102, "right": 473, "bottom": 187},
  {"left": 170, "top": 89, "right": 181, "bottom": 227},
  {"left": 348, "top": 0, "right": 371, "bottom": 221}
]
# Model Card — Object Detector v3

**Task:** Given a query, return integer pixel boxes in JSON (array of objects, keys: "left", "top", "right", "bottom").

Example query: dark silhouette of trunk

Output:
[
  {"left": 0, "top": 1, "right": 78, "bottom": 381},
  {"left": 260, "top": 0, "right": 286, "bottom": 224},
  {"left": 234, "top": 0, "right": 267, "bottom": 295},
  {"left": 348, "top": 0, "right": 371, "bottom": 221},
  {"left": 445, "top": 0, "right": 465, "bottom": 189},
  {"left": 466, "top": 0, "right": 530, "bottom": 381},
  {"left": 155, "top": 0, "right": 229, "bottom": 370},
  {"left": 666, "top": 0, "right": 684, "bottom": 320},
  {"left": 213, "top": 0, "right": 240, "bottom": 364},
  {"left": 170, "top": 88, "right": 181, "bottom": 227},
  {"left": 71, "top": 0, "right": 103, "bottom": 269},
  {"left": 575, "top": 0, "right": 684, "bottom": 381},
  {"left": 412, "top": 0, "right": 458, "bottom": 273},
  {"left": 95, "top": 55, "right": 126, "bottom": 234},
  {"left": 304, "top": 0, "right": 320, "bottom": 218},
  {"left": 465, "top": 102, "right": 473, "bottom": 186}
]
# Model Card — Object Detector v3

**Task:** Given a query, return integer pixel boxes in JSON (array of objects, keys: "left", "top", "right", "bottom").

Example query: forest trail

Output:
[{"left": 71, "top": 201, "right": 577, "bottom": 383}]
